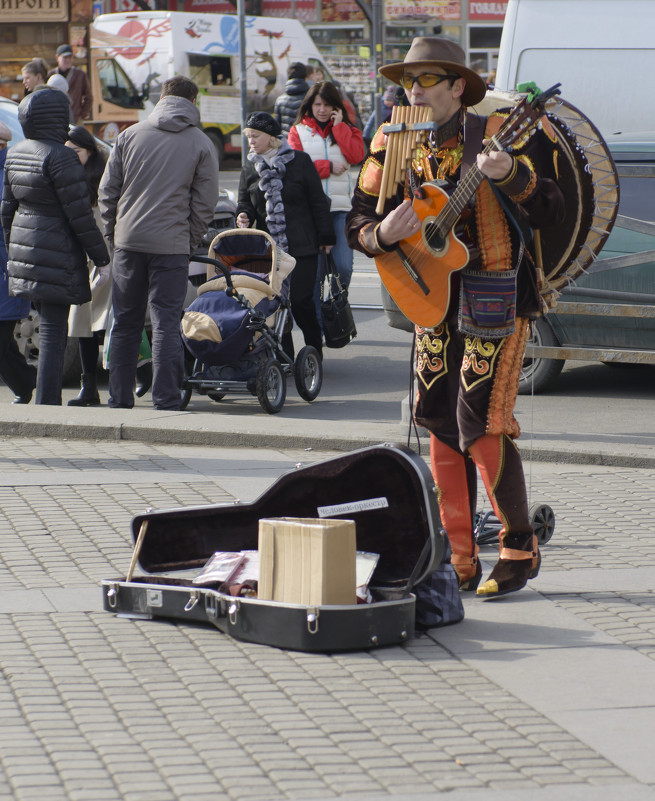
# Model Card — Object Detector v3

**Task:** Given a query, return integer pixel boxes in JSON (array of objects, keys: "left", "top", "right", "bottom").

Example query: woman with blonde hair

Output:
[{"left": 236, "top": 111, "right": 334, "bottom": 358}]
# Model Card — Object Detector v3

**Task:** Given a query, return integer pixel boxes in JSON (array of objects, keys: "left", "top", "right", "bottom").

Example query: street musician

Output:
[{"left": 346, "top": 38, "right": 564, "bottom": 596}]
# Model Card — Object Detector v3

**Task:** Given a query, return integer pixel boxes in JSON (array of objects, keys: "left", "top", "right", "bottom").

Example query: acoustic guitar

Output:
[{"left": 374, "top": 85, "right": 560, "bottom": 329}]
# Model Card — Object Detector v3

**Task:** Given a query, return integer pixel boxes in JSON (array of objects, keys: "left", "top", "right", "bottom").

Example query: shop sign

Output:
[
  {"left": 322, "top": 0, "right": 365, "bottom": 22},
  {"left": 468, "top": 0, "right": 507, "bottom": 19},
  {"left": 384, "top": 0, "right": 461, "bottom": 21},
  {"left": 1, "top": 0, "right": 68, "bottom": 22}
]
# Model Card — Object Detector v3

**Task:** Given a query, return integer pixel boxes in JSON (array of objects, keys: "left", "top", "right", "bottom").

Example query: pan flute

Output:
[{"left": 375, "top": 106, "right": 437, "bottom": 215}]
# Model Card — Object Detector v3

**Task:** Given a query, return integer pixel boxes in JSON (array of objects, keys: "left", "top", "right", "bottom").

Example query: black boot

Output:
[
  {"left": 135, "top": 361, "right": 152, "bottom": 397},
  {"left": 68, "top": 372, "right": 101, "bottom": 407}
]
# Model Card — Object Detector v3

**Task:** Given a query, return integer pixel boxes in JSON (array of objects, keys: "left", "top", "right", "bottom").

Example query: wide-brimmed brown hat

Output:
[{"left": 379, "top": 37, "right": 487, "bottom": 107}]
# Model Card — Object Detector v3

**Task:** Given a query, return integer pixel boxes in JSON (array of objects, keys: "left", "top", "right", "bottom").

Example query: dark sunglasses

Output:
[{"left": 399, "top": 73, "right": 459, "bottom": 90}]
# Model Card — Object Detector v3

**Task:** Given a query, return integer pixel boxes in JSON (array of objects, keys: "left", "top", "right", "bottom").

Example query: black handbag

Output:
[{"left": 319, "top": 252, "right": 357, "bottom": 349}]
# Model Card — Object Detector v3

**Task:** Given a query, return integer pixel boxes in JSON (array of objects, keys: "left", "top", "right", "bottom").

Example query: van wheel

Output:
[
  {"left": 518, "top": 317, "right": 564, "bottom": 394},
  {"left": 205, "top": 129, "right": 224, "bottom": 164}
]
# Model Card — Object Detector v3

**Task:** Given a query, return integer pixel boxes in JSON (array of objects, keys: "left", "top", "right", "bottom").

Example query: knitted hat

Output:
[
  {"left": 56, "top": 44, "right": 73, "bottom": 57},
  {"left": 0, "top": 121, "right": 12, "bottom": 143},
  {"left": 245, "top": 112, "right": 281, "bottom": 138},
  {"left": 47, "top": 74, "right": 69, "bottom": 94}
]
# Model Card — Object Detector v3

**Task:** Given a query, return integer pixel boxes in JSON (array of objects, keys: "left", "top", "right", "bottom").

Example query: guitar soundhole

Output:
[{"left": 422, "top": 217, "right": 449, "bottom": 257}]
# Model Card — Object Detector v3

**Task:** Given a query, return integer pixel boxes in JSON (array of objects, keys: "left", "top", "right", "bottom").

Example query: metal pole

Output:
[
  {"left": 371, "top": 0, "right": 382, "bottom": 128},
  {"left": 238, "top": 0, "right": 248, "bottom": 167}
]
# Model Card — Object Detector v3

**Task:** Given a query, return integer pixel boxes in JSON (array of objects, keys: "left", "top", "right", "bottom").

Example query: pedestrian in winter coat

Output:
[
  {"left": 236, "top": 111, "right": 335, "bottom": 359},
  {"left": 273, "top": 62, "right": 310, "bottom": 137},
  {"left": 65, "top": 126, "right": 112, "bottom": 408},
  {"left": 47, "top": 44, "right": 92, "bottom": 124},
  {"left": 1, "top": 88, "right": 109, "bottom": 405},
  {"left": 288, "top": 80, "right": 365, "bottom": 312},
  {"left": 99, "top": 75, "right": 219, "bottom": 411},
  {"left": 0, "top": 121, "right": 36, "bottom": 404}
]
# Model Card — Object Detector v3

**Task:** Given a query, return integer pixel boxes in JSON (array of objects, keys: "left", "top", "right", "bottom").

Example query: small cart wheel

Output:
[
  {"left": 294, "top": 346, "right": 323, "bottom": 402},
  {"left": 256, "top": 358, "right": 286, "bottom": 414},
  {"left": 180, "top": 381, "right": 192, "bottom": 411},
  {"left": 529, "top": 502, "right": 555, "bottom": 545},
  {"left": 207, "top": 391, "right": 226, "bottom": 402}
]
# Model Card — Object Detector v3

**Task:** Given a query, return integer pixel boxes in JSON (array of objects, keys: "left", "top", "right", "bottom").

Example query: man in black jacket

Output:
[{"left": 273, "top": 62, "right": 310, "bottom": 137}]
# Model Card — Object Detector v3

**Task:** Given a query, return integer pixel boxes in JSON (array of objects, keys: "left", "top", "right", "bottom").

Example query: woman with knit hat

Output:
[{"left": 236, "top": 111, "right": 335, "bottom": 358}]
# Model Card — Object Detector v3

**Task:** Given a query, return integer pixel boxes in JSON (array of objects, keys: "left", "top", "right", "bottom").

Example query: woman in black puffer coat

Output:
[{"left": 1, "top": 87, "right": 109, "bottom": 405}]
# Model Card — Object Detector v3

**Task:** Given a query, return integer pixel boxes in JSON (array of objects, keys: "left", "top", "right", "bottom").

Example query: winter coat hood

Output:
[
  {"left": 284, "top": 78, "right": 310, "bottom": 98},
  {"left": 18, "top": 88, "right": 70, "bottom": 143},
  {"left": 148, "top": 95, "right": 201, "bottom": 133}
]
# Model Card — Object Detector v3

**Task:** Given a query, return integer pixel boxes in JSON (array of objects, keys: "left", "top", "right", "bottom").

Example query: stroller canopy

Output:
[{"left": 206, "top": 229, "right": 295, "bottom": 297}]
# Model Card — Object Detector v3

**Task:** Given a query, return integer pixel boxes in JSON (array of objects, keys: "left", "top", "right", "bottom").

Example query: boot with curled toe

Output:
[{"left": 476, "top": 532, "right": 540, "bottom": 597}]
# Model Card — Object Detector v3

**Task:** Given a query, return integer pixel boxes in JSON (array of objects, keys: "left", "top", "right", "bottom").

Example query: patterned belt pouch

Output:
[{"left": 458, "top": 267, "right": 517, "bottom": 339}]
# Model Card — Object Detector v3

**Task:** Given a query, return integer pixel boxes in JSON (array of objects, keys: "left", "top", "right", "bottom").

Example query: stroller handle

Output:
[{"left": 190, "top": 255, "right": 235, "bottom": 293}]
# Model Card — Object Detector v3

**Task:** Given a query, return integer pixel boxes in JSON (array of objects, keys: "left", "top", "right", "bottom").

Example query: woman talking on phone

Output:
[{"left": 288, "top": 81, "right": 365, "bottom": 304}]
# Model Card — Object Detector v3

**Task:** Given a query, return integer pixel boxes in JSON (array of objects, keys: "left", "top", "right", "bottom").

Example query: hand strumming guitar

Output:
[{"left": 377, "top": 198, "right": 421, "bottom": 247}]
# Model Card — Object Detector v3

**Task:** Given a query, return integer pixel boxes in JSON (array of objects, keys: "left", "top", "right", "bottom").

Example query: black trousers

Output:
[
  {"left": 283, "top": 253, "right": 322, "bottom": 356},
  {"left": 0, "top": 319, "right": 35, "bottom": 399}
]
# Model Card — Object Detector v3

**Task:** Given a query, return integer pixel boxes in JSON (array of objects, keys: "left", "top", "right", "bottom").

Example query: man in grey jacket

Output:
[{"left": 99, "top": 75, "right": 219, "bottom": 410}]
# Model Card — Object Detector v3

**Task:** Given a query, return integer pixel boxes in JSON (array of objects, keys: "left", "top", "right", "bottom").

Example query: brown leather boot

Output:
[
  {"left": 430, "top": 435, "right": 481, "bottom": 591},
  {"left": 468, "top": 433, "right": 540, "bottom": 597}
]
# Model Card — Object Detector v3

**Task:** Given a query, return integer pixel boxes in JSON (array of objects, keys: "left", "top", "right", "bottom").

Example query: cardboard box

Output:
[{"left": 258, "top": 517, "right": 356, "bottom": 605}]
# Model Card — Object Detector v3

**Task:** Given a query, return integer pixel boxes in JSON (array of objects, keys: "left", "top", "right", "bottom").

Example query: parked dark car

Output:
[
  {"left": 519, "top": 133, "right": 655, "bottom": 392},
  {"left": 381, "top": 133, "right": 655, "bottom": 393}
]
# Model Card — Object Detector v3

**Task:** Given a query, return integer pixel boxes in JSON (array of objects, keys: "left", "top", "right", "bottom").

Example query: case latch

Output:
[
  {"left": 184, "top": 590, "right": 200, "bottom": 612},
  {"left": 228, "top": 600, "right": 240, "bottom": 625},
  {"left": 106, "top": 583, "right": 118, "bottom": 609},
  {"left": 306, "top": 608, "right": 319, "bottom": 634}
]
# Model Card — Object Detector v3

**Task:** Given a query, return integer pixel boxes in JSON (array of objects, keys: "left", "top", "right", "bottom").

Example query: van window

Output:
[
  {"left": 97, "top": 58, "right": 143, "bottom": 109},
  {"left": 188, "top": 54, "right": 233, "bottom": 87}
]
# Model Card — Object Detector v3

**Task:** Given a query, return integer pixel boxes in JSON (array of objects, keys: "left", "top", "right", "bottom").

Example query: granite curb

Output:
[{"left": 0, "top": 408, "right": 653, "bottom": 468}]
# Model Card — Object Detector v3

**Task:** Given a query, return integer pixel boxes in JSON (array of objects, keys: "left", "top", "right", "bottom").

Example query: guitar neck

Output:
[{"left": 436, "top": 163, "right": 486, "bottom": 233}]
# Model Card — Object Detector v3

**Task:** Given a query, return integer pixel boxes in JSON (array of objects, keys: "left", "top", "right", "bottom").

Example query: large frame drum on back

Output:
[
  {"left": 181, "top": 229, "right": 323, "bottom": 414},
  {"left": 470, "top": 89, "right": 620, "bottom": 392}
]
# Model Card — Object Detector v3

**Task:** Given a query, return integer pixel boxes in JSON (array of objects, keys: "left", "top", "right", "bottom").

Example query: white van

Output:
[
  {"left": 495, "top": 0, "right": 655, "bottom": 137},
  {"left": 88, "top": 11, "right": 330, "bottom": 158}
]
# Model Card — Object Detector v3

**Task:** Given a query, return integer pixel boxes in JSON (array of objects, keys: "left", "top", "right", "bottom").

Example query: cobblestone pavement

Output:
[{"left": 0, "top": 437, "right": 654, "bottom": 801}]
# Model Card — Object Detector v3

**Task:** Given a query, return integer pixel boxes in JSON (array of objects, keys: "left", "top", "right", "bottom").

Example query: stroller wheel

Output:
[
  {"left": 256, "top": 358, "right": 286, "bottom": 414},
  {"left": 180, "top": 383, "right": 192, "bottom": 411},
  {"left": 529, "top": 502, "right": 555, "bottom": 545},
  {"left": 207, "top": 391, "right": 226, "bottom": 402},
  {"left": 294, "top": 346, "right": 323, "bottom": 402}
]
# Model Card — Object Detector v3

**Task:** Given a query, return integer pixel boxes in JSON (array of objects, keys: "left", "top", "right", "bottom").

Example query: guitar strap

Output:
[{"left": 463, "top": 112, "right": 531, "bottom": 264}]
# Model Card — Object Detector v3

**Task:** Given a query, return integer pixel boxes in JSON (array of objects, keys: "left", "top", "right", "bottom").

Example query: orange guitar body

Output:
[{"left": 375, "top": 181, "right": 469, "bottom": 328}]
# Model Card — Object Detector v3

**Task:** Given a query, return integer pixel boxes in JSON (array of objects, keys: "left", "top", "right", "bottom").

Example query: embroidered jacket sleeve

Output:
[
  {"left": 487, "top": 111, "right": 565, "bottom": 228},
  {"left": 346, "top": 125, "right": 403, "bottom": 257}
]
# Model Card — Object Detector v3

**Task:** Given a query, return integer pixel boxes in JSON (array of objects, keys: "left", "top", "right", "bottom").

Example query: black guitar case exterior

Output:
[{"left": 102, "top": 444, "right": 454, "bottom": 652}]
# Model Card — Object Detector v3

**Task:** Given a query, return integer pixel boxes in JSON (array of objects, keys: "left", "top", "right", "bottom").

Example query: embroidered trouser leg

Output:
[{"left": 415, "top": 316, "right": 532, "bottom": 547}]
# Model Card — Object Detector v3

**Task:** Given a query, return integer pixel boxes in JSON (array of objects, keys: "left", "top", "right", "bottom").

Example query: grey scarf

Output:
[{"left": 247, "top": 140, "right": 295, "bottom": 252}]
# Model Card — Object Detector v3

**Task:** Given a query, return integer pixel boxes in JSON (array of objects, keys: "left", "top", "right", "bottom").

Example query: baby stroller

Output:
[{"left": 180, "top": 229, "right": 323, "bottom": 414}]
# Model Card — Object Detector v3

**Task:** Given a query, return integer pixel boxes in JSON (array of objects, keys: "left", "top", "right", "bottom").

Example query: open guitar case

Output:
[{"left": 102, "top": 444, "right": 458, "bottom": 652}]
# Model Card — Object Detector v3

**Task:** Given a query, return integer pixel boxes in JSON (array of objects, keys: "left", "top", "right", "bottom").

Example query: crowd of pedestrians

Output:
[{"left": 1, "top": 47, "right": 399, "bottom": 409}]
